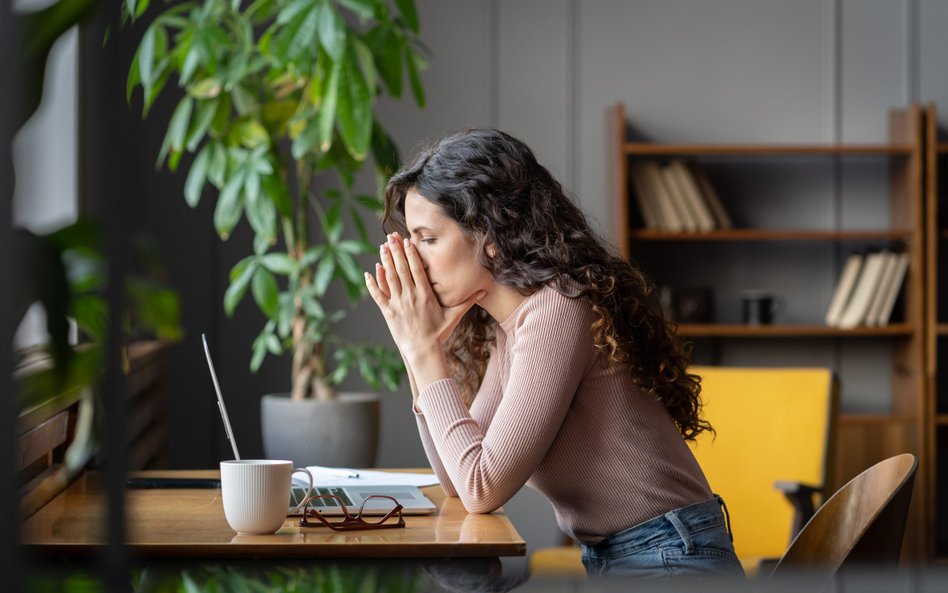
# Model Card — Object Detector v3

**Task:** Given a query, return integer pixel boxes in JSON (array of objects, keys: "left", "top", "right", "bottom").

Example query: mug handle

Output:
[{"left": 292, "top": 468, "right": 314, "bottom": 511}]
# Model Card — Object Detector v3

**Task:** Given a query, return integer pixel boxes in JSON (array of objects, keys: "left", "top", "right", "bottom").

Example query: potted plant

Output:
[{"left": 125, "top": 0, "right": 425, "bottom": 466}]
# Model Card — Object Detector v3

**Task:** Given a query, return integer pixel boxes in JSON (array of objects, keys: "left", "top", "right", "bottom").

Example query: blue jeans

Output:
[{"left": 582, "top": 495, "right": 745, "bottom": 579}]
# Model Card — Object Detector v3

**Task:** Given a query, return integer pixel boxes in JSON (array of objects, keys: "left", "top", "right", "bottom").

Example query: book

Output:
[
  {"left": 689, "top": 163, "right": 733, "bottom": 229},
  {"left": 863, "top": 252, "right": 897, "bottom": 327},
  {"left": 824, "top": 253, "right": 864, "bottom": 327},
  {"left": 837, "top": 252, "right": 888, "bottom": 329},
  {"left": 629, "top": 161, "right": 662, "bottom": 229},
  {"left": 871, "top": 252, "right": 910, "bottom": 326},
  {"left": 666, "top": 160, "right": 715, "bottom": 232},
  {"left": 655, "top": 162, "right": 697, "bottom": 232},
  {"left": 641, "top": 161, "right": 684, "bottom": 232}
]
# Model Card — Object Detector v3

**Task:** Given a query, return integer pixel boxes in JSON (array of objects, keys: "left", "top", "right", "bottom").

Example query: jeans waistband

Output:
[{"left": 584, "top": 495, "right": 733, "bottom": 560}]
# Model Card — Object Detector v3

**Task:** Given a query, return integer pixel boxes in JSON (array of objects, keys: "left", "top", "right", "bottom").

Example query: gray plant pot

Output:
[{"left": 260, "top": 393, "right": 380, "bottom": 468}]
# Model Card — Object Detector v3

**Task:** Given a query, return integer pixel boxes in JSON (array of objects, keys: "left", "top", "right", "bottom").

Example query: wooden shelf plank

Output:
[
  {"left": 939, "top": 324, "right": 948, "bottom": 336},
  {"left": 938, "top": 142, "right": 948, "bottom": 152},
  {"left": 677, "top": 324, "right": 915, "bottom": 337},
  {"left": 629, "top": 229, "right": 912, "bottom": 241},
  {"left": 936, "top": 415, "right": 948, "bottom": 427},
  {"left": 840, "top": 414, "right": 915, "bottom": 425},
  {"left": 624, "top": 143, "right": 914, "bottom": 156}
]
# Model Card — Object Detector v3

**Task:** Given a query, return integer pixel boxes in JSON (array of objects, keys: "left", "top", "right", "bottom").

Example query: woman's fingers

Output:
[
  {"left": 379, "top": 241, "right": 401, "bottom": 294},
  {"left": 387, "top": 233, "right": 414, "bottom": 290},
  {"left": 364, "top": 271, "right": 386, "bottom": 307},
  {"left": 402, "top": 237, "right": 432, "bottom": 294},
  {"left": 374, "top": 263, "right": 391, "bottom": 299}
]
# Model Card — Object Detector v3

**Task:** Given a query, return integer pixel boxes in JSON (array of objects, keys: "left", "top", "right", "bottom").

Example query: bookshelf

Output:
[
  {"left": 924, "top": 105, "right": 948, "bottom": 561},
  {"left": 609, "top": 103, "right": 927, "bottom": 559}
]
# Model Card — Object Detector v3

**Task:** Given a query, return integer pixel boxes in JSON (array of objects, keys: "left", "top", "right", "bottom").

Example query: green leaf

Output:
[
  {"left": 138, "top": 22, "right": 159, "bottom": 87},
  {"left": 277, "top": 293, "right": 294, "bottom": 336},
  {"left": 324, "top": 202, "right": 343, "bottom": 242},
  {"left": 232, "top": 119, "right": 270, "bottom": 148},
  {"left": 185, "top": 98, "right": 218, "bottom": 152},
  {"left": 251, "top": 267, "right": 280, "bottom": 318},
  {"left": 188, "top": 77, "right": 221, "bottom": 99},
  {"left": 394, "top": 0, "right": 420, "bottom": 34},
  {"left": 336, "top": 240, "right": 365, "bottom": 254},
  {"left": 291, "top": 116, "right": 321, "bottom": 160},
  {"left": 354, "top": 194, "right": 384, "bottom": 210},
  {"left": 184, "top": 144, "right": 211, "bottom": 207},
  {"left": 208, "top": 141, "right": 227, "bottom": 186},
  {"left": 180, "top": 39, "right": 203, "bottom": 87},
  {"left": 126, "top": 48, "right": 141, "bottom": 103},
  {"left": 135, "top": 0, "right": 151, "bottom": 19},
  {"left": 405, "top": 43, "right": 425, "bottom": 108},
  {"left": 209, "top": 92, "right": 232, "bottom": 135},
  {"left": 224, "top": 259, "right": 257, "bottom": 315},
  {"left": 231, "top": 85, "right": 256, "bottom": 115},
  {"left": 276, "top": 0, "right": 311, "bottom": 25},
  {"left": 316, "top": 0, "right": 346, "bottom": 60},
  {"left": 245, "top": 176, "right": 277, "bottom": 241},
  {"left": 214, "top": 168, "right": 246, "bottom": 239},
  {"left": 313, "top": 256, "right": 335, "bottom": 297},
  {"left": 317, "top": 58, "right": 342, "bottom": 152},
  {"left": 351, "top": 36, "right": 376, "bottom": 97},
  {"left": 334, "top": 250, "right": 362, "bottom": 284},
  {"left": 262, "top": 174, "right": 293, "bottom": 218},
  {"left": 265, "top": 334, "right": 282, "bottom": 354},
  {"left": 168, "top": 96, "right": 194, "bottom": 152},
  {"left": 370, "top": 122, "right": 399, "bottom": 177},
  {"left": 142, "top": 62, "right": 171, "bottom": 117},
  {"left": 336, "top": 0, "right": 375, "bottom": 20},
  {"left": 337, "top": 49, "right": 372, "bottom": 160},
  {"left": 260, "top": 253, "right": 296, "bottom": 275},
  {"left": 300, "top": 245, "right": 326, "bottom": 267},
  {"left": 366, "top": 25, "right": 401, "bottom": 98},
  {"left": 251, "top": 334, "right": 268, "bottom": 372}
]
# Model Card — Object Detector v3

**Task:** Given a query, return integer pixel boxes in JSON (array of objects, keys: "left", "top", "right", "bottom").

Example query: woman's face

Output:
[{"left": 403, "top": 189, "right": 494, "bottom": 307}]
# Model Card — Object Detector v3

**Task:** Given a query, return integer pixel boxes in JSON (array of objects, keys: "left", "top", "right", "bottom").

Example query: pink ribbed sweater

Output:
[{"left": 414, "top": 285, "right": 712, "bottom": 545}]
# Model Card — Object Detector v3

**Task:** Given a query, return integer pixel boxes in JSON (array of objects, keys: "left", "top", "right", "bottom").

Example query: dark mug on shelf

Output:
[{"left": 741, "top": 290, "right": 784, "bottom": 326}]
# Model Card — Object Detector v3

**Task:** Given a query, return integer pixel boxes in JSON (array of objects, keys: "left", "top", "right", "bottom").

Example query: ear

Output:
[{"left": 486, "top": 243, "right": 497, "bottom": 258}]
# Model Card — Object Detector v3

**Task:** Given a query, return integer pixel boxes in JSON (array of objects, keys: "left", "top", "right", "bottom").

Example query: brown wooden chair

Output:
[{"left": 771, "top": 453, "right": 917, "bottom": 581}]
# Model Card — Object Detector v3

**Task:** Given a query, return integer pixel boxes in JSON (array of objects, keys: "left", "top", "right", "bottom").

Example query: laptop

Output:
[{"left": 202, "top": 334, "right": 436, "bottom": 516}]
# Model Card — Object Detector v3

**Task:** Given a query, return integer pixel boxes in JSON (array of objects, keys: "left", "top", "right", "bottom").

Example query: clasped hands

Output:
[{"left": 364, "top": 231, "right": 485, "bottom": 366}]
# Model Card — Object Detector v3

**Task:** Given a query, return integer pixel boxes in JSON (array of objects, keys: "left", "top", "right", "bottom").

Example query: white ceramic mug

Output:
[{"left": 220, "top": 459, "right": 313, "bottom": 535}]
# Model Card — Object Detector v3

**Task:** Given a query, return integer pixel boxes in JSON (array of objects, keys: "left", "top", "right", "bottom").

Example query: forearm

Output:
[{"left": 415, "top": 413, "right": 459, "bottom": 497}]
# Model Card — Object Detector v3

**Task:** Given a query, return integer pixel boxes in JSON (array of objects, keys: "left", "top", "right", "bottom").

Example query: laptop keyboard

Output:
[{"left": 291, "top": 486, "right": 354, "bottom": 508}]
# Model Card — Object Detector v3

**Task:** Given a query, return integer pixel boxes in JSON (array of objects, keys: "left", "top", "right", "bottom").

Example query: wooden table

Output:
[{"left": 20, "top": 470, "right": 526, "bottom": 558}]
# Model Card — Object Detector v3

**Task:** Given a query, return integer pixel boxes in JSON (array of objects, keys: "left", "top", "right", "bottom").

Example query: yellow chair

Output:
[
  {"left": 529, "top": 366, "right": 839, "bottom": 578},
  {"left": 689, "top": 366, "right": 839, "bottom": 575}
]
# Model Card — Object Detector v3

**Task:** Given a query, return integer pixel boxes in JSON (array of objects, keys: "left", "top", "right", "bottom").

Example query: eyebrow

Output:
[{"left": 410, "top": 225, "right": 437, "bottom": 234}]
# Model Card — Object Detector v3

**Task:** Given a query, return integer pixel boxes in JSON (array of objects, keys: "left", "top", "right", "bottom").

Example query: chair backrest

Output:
[
  {"left": 772, "top": 453, "right": 917, "bottom": 578},
  {"left": 689, "top": 366, "right": 838, "bottom": 563}
]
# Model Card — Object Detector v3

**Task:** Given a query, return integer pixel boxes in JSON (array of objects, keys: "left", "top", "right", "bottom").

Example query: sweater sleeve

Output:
[
  {"left": 415, "top": 291, "right": 595, "bottom": 513},
  {"left": 413, "top": 339, "right": 505, "bottom": 498},
  {"left": 414, "top": 413, "right": 458, "bottom": 496}
]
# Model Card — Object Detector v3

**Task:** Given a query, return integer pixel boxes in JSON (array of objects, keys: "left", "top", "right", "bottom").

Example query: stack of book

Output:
[
  {"left": 630, "top": 159, "right": 732, "bottom": 232},
  {"left": 824, "top": 250, "right": 910, "bottom": 328}
]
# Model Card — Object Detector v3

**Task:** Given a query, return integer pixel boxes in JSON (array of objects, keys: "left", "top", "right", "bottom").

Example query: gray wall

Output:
[{"left": 40, "top": 0, "right": 948, "bottom": 577}]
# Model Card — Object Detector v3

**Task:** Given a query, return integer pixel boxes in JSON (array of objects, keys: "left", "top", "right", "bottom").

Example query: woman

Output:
[{"left": 363, "top": 129, "right": 743, "bottom": 579}]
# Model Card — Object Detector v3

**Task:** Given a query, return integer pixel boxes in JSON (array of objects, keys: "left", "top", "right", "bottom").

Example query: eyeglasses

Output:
[{"left": 298, "top": 494, "right": 406, "bottom": 531}]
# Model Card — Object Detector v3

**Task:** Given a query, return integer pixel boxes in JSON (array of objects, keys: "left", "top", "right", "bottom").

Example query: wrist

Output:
[{"left": 404, "top": 344, "right": 451, "bottom": 395}]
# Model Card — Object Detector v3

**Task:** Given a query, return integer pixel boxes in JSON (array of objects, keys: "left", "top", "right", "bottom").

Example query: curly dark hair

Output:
[{"left": 382, "top": 129, "right": 711, "bottom": 441}]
